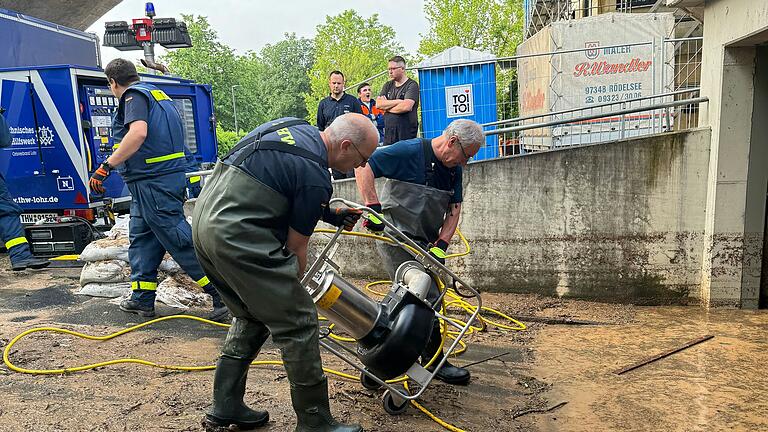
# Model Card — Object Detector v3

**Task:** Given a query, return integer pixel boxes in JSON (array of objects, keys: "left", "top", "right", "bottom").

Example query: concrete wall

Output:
[
  {"left": 697, "top": 0, "right": 768, "bottom": 307},
  {"left": 323, "top": 128, "right": 711, "bottom": 305}
]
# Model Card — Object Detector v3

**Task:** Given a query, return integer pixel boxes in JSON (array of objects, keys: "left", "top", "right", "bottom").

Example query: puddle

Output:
[{"left": 532, "top": 307, "right": 768, "bottom": 431}]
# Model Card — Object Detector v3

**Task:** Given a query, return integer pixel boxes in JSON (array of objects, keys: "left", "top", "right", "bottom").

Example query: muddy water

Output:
[{"left": 532, "top": 307, "right": 768, "bottom": 432}]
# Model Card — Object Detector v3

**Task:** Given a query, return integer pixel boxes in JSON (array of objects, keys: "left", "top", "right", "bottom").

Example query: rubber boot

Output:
[
  {"left": 290, "top": 377, "right": 362, "bottom": 432},
  {"left": 422, "top": 324, "right": 470, "bottom": 385},
  {"left": 202, "top": 356, "right": 269, "bottom": 431}
]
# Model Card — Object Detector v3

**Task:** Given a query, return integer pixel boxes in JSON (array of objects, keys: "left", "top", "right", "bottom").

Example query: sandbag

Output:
[
  {"left": 158, "top": 257, "right": 182, "bottom": 274},
  {"left": 79, "top": 260, "right": 130, "bottom": 285},
  {"left": 76, "top": 282, "right": 132, "bottom": 298},
  {"left": 79, "top": 237, "right": 129, "bottom": 262},
  {"left": 156, "top": 274, "right": 210, "bottom": 309}
]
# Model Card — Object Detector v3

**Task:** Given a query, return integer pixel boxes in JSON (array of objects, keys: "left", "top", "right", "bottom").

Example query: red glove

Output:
[{"left": 89, "top": 162, "right": 111, "bottom": 194}]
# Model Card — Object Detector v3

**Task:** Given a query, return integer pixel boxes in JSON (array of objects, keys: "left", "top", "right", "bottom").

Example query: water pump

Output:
[{"left": 307, "top": 261, "right": 437, "bottom": 380}]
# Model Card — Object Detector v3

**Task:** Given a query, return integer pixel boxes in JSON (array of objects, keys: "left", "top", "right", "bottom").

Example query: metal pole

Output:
[
  {"left": 142, "top": 42, "right": 157, "bottom": 75},
  {"left": 651, "top": 38, "right": 657, "bottom": 134},
  {"left": 231, "top": 84, "right": 241, "bottom": 133}
]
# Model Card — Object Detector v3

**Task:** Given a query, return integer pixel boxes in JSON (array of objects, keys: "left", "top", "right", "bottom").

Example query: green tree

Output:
[
  {"left": 161, "top": 15, "right": 241, "bottom": 130},
  {"left": 419, "top": 0, "right": 523, "bottom": 57},
  {"left": 419, "top": 0, "right": 524, "bottom": 119},
  {"left": 305, "top": 10, "right": 404, "bottom": 125},
  {"left": 256, "top": 33, "right": 315, "bottom": 120}
]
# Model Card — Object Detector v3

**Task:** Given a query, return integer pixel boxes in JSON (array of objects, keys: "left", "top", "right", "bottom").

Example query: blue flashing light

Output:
[{"left": 145, "top": 2, "right": 156, "bottom": 18}]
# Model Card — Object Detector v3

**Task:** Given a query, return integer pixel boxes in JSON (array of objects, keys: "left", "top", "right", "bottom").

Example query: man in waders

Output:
[
  {"left": 354, "top": 118, "right": 484, "bottom": 386},
  {"left": 88, "top": 58, "right": 227, "bottom": 321},
  {"left": 192, "top": 113, "right": 378, "bottom": 432}
]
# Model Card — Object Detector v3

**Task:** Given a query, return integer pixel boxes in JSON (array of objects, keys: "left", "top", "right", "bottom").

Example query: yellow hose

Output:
[{"left": 3, "top": 227, "right": 524, "bottom": 432}]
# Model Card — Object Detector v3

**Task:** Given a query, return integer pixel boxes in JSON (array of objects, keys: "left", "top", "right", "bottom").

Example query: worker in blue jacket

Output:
[
  {"left": 89, "top": 58, "right": 226, "bottom": 320},
  {"left": 0, "top": 109, "right": 50, "bottom": 271}
]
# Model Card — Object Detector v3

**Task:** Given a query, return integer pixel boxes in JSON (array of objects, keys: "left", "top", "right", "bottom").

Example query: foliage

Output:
[
  {"left": 257, "top": 34, "right": 315, "bottom": 120},
  {"left": 161, "top": 15, "right": 240, "bottom": 130},
  {"left": 419, "top": 0, "right": 524, "bottom": 120},
  {"left": 215, "top": 124, "right": 246, "bottom": 158},
  {"left": 162, "top": 18, "right": 315, "bottom": 132},
  {"left": 305, "top": 10, "right": 404, "bottom": 125},
  {"left": 419, "top": 0, "right": 523, "bottom": 58}
]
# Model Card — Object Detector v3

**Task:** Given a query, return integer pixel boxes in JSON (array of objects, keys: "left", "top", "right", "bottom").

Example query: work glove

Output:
[
  {"left": 362, "top": 203, "right": 386, "bottom": 233},
  {"left": 323, "top": 207, "right": 363, "bottom": 231},
  {"left": 89, "top": 162, "right": 112, "bottom": 194},
  {"left": 428, "top": 239, "right": 449, "bottom": 265}
]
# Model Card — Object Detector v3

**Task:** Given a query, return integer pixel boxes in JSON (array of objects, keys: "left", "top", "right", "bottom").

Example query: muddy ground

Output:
[{"left": 0, "top": 256, "right": 766, "bottom": 432}]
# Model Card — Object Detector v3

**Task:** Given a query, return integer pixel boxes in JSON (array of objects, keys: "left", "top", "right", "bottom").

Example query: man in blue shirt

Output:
[
  {"left": 355, "top": 119, "right": 484, "bottom": 386},
  {"left": 193, "top": 113, "right": 378, "bottom": 432}
]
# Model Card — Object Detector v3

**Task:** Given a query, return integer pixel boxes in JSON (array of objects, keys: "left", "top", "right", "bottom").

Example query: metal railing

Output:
[{"left": 483, "top": 92, "right": 707, "bottom": 156}]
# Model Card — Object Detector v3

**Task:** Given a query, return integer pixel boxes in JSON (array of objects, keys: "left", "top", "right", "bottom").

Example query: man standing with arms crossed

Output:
[
  {"left": 88, "top": 59, "right": 226, "bottom": 320},
  {"left": 355, "top": 119, "right": 484, "bottom": 386},
  {"left": 376, "top": 56, "right": 420, "bottom": 145}
]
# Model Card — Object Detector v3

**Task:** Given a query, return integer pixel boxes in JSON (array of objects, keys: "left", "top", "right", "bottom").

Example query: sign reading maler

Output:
[
  {"left": 516, "top": 12, "right": 674, "bottom": 147},
  {"left": 554, "top": 13, "right": 673, "bottom": 112},
  {"left": 445, "top": 84, "right": 474, "bottom": 118}
]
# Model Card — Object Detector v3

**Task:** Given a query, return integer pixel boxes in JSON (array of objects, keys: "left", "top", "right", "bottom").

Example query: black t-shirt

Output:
[
  {"left": 316, "top": 93, "right": 362, "bottom": 131},
  {"left": 224, "top": 119, "right": 332, "bottom": 236},
  {"left": 379, "top": 78, "right": 420, "bottom": 145}
]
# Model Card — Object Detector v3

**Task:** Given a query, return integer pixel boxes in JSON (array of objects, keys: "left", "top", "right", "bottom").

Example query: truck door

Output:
[
  {"left": 0, "top": 68, "right": 90, "bottom": 219},
  {"left": 151, "top": 81, "right": 217, "bottom": 165}
]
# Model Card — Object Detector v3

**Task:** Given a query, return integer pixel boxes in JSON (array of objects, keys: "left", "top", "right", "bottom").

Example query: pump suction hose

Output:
[{"left": 3, "top": 228, "right": 526, "bottom": 432}]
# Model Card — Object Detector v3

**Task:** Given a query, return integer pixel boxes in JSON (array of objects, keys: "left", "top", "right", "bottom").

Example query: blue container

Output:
[{"left": 418, "top": 62, "right": 498, "bottom": 161}]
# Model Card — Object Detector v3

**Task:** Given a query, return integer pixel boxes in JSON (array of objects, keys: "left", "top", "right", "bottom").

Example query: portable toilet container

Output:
[{"left": 417, "top": 46, "right": 498, "bottom": 160}]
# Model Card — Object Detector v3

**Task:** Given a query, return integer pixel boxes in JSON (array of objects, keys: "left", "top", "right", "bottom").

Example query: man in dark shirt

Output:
[
  {"left": 317, "top": 71, "right": 362, "bottom": 180},
  {"left": 355, "top": 119, "right": 484, "bottom": 386},
  {"left": 88, "top": 59, "right": 227, "bottom": 321},
  {"left": 317, "top": 71, "right": 362, "bottom": 131},
  {"left": 193, "top": 113, "right": 378, "bottom": 432},
  {"left": 377, "top": 55, "right": 420, "bottom": 145}
]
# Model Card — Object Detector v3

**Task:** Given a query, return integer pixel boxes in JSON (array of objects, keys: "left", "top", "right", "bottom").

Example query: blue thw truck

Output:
[{"left": 0, "top": 8, "right": 218, "bottom": 226}]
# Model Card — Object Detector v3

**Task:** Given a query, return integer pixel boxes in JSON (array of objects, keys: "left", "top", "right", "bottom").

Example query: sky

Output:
[{"left": 87, "top": 0, "right": 429, "bottom": 65}]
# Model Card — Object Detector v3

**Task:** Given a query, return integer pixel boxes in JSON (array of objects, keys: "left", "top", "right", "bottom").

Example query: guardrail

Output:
[{"left": 484, "top": 93, "right": 707, "bottom": 156}]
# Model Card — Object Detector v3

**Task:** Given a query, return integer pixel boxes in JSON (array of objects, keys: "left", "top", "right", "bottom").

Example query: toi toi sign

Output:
[{"left": 445, "top": 84, "right": 474, "bottom": 118}]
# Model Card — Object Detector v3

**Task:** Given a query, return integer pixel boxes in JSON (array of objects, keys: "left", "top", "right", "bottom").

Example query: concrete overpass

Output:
[{"left": 0, "top": 0, "right": 121, "bottom": 30}]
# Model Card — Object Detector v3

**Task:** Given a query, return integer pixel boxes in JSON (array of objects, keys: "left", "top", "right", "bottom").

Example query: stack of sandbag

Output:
[{"left": 77, "top": 215, "right": 211, "bottom": 309}]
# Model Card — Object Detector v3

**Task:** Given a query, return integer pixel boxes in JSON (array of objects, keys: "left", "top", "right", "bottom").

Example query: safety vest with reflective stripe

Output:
[{"left": 112, "top": 82, "right": 187, "bottom": 183}]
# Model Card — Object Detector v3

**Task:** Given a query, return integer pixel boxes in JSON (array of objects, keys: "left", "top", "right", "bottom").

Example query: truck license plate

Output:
[{"left": 20, "top": 213, "right": 58, "bottom": 224}]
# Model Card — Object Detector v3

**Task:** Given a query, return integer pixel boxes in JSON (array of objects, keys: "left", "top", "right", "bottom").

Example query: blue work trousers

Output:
[
  {"left": 0, "top": 174, "right": 35, "bottom": 264},
  {"left": 126, "top": 172, "right": 211, "bottom": 307}
]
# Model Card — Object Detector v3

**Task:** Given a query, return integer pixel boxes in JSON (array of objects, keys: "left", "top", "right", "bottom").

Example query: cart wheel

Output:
[
  {"left": 382, "top": 390, "right": 408, "bottom": 415},
  {"left": 360, "top": 371, "right": 383, "bottom": 390}
]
